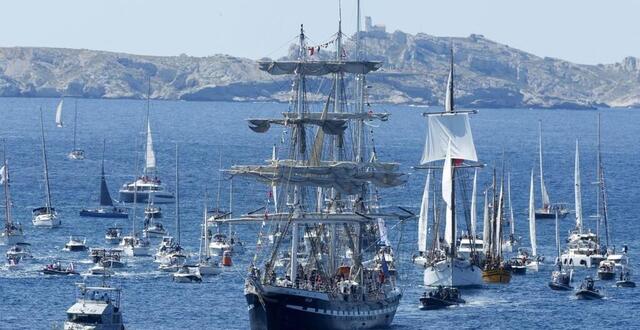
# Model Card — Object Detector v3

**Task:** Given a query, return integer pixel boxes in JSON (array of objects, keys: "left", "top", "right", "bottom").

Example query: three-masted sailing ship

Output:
[
  {"left": 421, "top": 50, "right": 483, "bottom": 287},
  {"left": 221, "top": 18, "right": 406, "bottom": 329}
]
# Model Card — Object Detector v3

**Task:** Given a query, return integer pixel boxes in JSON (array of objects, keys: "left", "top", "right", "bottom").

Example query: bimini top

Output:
[{"left": 259, "top": 61, "right": 382, "bottom": 76}]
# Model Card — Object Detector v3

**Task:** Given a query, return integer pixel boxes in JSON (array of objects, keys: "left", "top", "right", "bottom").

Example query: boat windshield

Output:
[{"left": 67, "top": 313, "right": 103, "bottom": 324}]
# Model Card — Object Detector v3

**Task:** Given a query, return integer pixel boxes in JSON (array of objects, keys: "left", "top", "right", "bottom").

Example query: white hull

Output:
[
  {"left": 197, "top": 264, "right": 222, "bottom": 276},
  {"left": 525, "top": 260, "right": 541, "bottom": 272},
  {"left": 423, "top": 258, "right": 483, "bottom": 287},
  {"left": 32, "top": 213, "right": 61, "bottom": 228},
  {"left": 122, "top": 245, "right": 151, "bottom": 257},
  {"left": 209, "top": 243, "right": 230, "bottom": 257},
  {"left": 412, "top": 255, "right": 428, "bottom": 267},
  {"left": 560, "top": 252, "right": 604, "bottom": 268}
]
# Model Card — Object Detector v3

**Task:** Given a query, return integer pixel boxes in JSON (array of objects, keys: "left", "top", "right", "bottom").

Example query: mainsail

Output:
[
  {"left": 145, "top": 121, "right": 156, "bottom": 173},
  {"left": 538, "top": 122, "right": 551, "bottom": 208},
  {"left": 55, "top": 99, "right": 64, "bottom": 128},
  {"left": 529, "top": 170, "right": 537, "bottom": 256},
  {"left": 574, "top": 140, "right": 583, "bottom": 233},
  {"left": 99, "top": 158, "right": 114, "bottom": 207},
  {"left": 417, "top": 169, "right": 431, "bottom": 252}
]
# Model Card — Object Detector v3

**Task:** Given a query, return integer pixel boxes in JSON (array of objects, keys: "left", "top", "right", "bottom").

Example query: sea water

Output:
[{"left": 0, "top": 97, "right": 638, "bottom": 329}]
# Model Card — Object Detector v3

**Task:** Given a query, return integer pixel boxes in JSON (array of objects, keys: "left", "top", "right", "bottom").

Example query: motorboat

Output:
[
  {"left": 597, "top": 260, "right": 616, "bottom": 280},
  {"left": 208, "top": 233, "right": 231, "bottom": 257},
  {"left": 88, "top": 264, "right": 115, "bottom": 276},
  {"left": 144, "top": 204, "right": 162, "bottom": 219},
  {"left": 143, "top": 221, "right": 167, "bottom": 238},
  {"left": 63, "top": 235, "right": 88, "bottom": 252},
  {"left": 42, "top": 261, "right": 79, "bottom": 275},
  {"left": 6, "top": 243, "right": 32, "bottom": 260},
  {"left": 119, "top": 236, "right": 151, "bottom": 257},
  {"left": 516, "top": 248, "right": 543, "bottom": 272},
  {"left": 419, "top": 286, "right": 465, "bottom": 310},
  {"left": 575, "top": 277, "right": 603, "bottom": 300},
  {"left": 158, "top": 254, "right": 187, "bottom": 272},
  {"left": 172, "top": 265, "right": 202, "bottom": 283},
  {"left": 508, "top": 257, "right": 527, "bottom": 275},
  {"left": 105, "top": 228, "right": 123, "bottom": 245},
  {"left": 457, "top": 236, "right": 484, "bottom": 262},
  {"left": 6, "top": 255, "right": 21, "bottom": 270},
  {"left": 548, "top": 269, "right": 573, "bottom": 291},
  {"left": 119, "top": 177, "right": 174, "bottom": 204},
  {"left": 63, "top": 282, "right": 124, "bottom": 330},
  {"left": 195, "top": 258, "right": 221, "bottom": 276}
]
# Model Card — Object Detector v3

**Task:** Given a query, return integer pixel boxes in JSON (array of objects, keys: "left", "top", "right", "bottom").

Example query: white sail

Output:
[
  {"left": 538, "top": 122, "right": 550, "bottom": 208},
  {"left": 508, "top": 172, "right": 515, "bottom": 236},
  {"left": 529, "top": 170, "right": 537, "bottom": 256},
  {"left": 574, "top": 140, "right": 583, "bottom": 233},
  {"left": 271, "top": 145, "right": 278, "bottom": 212},
  {"left": 470, "top": 169, "right": 477, "bottom": 237},
  {"left": 421, "top": 113, "right": 477, "bottom": 164},
  {"left": 377, "top": 217, "right": 390, "bottom": 247},
  {"left": 494, "top": 181, "right": 504, "bottom": 256},
  {"left": 482, "top": 190, "right": 490, "bottom": 255},
  {"left": 145, "top": 121, "right": 156, "bottom": 172},
  {"left": 417, "top": 170, "right": 431, "bottom": 252},
  {"left": 55, "top": 99, "right": 64, "bottom": 128},
  {"left": 442, "top": 144, "right": 454, "bottom": 248}
]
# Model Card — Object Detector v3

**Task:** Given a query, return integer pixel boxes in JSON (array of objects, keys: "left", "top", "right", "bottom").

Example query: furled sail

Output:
[
  {"left": 259, "top": 61, "right": 382, "bottom": 76},
  {"left": 442, "top": 144, "right": 454, "bottom": 247},
  {"left": 494, "top": 180, "right": 504, "bottom": 257},
  {"left": 417, "top": 170, "right": 431, "bottom": 252},
  {"left": 482, "top": 190, "right": 490, "bottom": 255},
  {"left": 55, "top": 99, "right": 64, "bottom": 128},
  {"left": 248, "top": 118, "right": 347, "bottom": 135},
  {"left": 145, "top": 121, "right": 156, "bottom": 172},
  {"left": 470, "top": 169, "right": 477, "bottom": 237},
  {"left": 529, "top": 170, "right": 537, "bottom": 256},
  {"left": 574, "top": 140, "right": 583, "bottom": 233},
  {"left": 508, "top": 173, "right": 515, "bottom": 236},
  {"left": 444, "top": 50, "right": 454, "bottom": 112},
  {"left": 229, "top": 160, "right": 405, "bottom": 194},
  {"left": 421, "top": 113, "right": 477, "bottom": 164},
  {"left": 538, "top": 122, "right": 551, "bottom": 208}
]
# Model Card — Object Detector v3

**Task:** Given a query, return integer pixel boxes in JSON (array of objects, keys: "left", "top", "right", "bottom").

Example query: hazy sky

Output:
[{"left": 2, "top": 0, "right": 638, "bottom": 64}]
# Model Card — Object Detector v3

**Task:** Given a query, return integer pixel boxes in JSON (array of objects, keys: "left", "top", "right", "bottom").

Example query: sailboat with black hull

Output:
[
  {"left": 33, "top": 108, "right": 61, "bottom": 228},
  {"left": 226, "top": 10, "right": 405, "bottom": 329},
  {"left": 67, "top": 99, "right": 85, "bottom": 160},
  {"left": 535, "top": 122, "right": 568, "bottom": 219},
  {"left": 80, "top": 141, "right": 128, "bottom": 218},
  {"left": 422, "top": 49, "right": 483, "bottom": 288}
]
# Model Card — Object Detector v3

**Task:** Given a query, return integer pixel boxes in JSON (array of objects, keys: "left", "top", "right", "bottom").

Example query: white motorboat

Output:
[
  {"left": 6, "top": 255, "right": 21, "bottom": 270},
  {"left": 172, "top": 265, "right": 202, "bottom": 283},
  {"left": 208, "top": 233, "right": 231, "bottom": 257},
  {"left": 63, "top": 235, "right": 88, "bottom": 252},
  {"left": 119, "top": 236, "right": 151, "bottom": 257},
  {"left": 88, "top": 264, "right": 115, "bottom": 276},
  {"left": 67, "top": 99, "right": 85, "bottom": 160},
  {"left": 143, "top": 221, "right": 167, "bottom": 238},
  {"left": 63, "top": 283, "right": 125, "bottom": 330},
  {"left": 158, "top": 254, "right": 187, "bottom": 272},
  {"left": 105, "top": 227, "right": 123, "bottom": 245},
  {"left": 33, "top": 109, "right": 61, "bottom": 228},
  {"left": 458, "top": 236, "right": 484, "bottom": 261},
  {"left": 100, "top": 258, "right": 127, "bottom": 269},
  {"left": 6, "top": 243, "right": 32, "bottom": 260}
]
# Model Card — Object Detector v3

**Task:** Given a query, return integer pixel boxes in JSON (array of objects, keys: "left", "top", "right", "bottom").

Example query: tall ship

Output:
[
  {"left": 119, "top": 89, "right": 174, "bottom": 204},
  {"left": 421, "top": 49, "right": 483, "bottom": 287},
  {"left": 219, "top": 13, "right": 406, "bottom": 330}
]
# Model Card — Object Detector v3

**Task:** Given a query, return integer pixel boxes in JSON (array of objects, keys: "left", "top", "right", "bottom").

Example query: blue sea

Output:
[{"left": 0, "top": 97, "right": 638, "bottom": 329}]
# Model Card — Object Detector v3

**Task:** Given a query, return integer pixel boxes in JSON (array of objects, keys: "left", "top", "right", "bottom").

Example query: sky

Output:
[{"left": 1, "top": 0, "right": 638, "bottom": 65}]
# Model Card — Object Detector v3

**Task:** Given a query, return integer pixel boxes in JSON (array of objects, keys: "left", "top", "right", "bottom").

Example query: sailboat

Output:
[
  {"left": 413, "top": 169, "right": 431, "bottom": 266},
  {"left": 196, "top": 191, "right": 221, "bottom": 276},
  {"left": 560, "top": 134, "right": 605, "bottom": 268},
  {"left": 32, "top": 108, "right": 61, "bottom": 228},
  {"left": 0, "top": 143, "right": 25, "bottom": 245},
  {"left": 80, "top": 140, "right": 128, "bottom": 218},
  {"left": 517, "top": 170, "right": 543, "bottom": 271},
  {"left": 228, "top": 16, "right": 405, "bottom": 329},
  {"left": 482, "top": 171, "right": 512, "bottom": 283},
  {"left": 535, "top": 121, "right": 568, "bottom": 219},
  {"left": 422, "top": 49, "right": 483, "bottom": 288},
  {"left": 119, "top": 88, "right": 174, "bottom": 204},
  {"left": 159, "top": 145, "right": 187, "bottom": 272},
  {"left": 549, "top": 210, "right": 573, "bottom": 290},
  {"left": 119, "top": 144, "right": 150, "bottom": 257},
  {"left": 55, "top": 98, "right": 64, "bottom": 128},
  {"left": 67, "top": 99, "right": 85, "bottom": 160},
  {"left": 502, "top": 172, "right": 519, "bottom": 252}
]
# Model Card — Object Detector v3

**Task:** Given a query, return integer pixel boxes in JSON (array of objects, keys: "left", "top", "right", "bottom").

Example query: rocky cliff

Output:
[{"left": 0, "top": 30, "right": 638, "bottom": 108}]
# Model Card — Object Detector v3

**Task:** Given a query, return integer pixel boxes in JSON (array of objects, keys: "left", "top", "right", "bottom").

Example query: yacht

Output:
[
  {"left": 0, "top": 150, "right": 26, "bottom": 245},
  {"left": 172, "top": 265, "right": 202, "bottom": 283},
  {"left": 88, "top": 264, "right": 115, "bottom": 276},
  {"left": 42, "top": 261, "right": 78, "bottom": 275},
  {"left": 6, "top": 255, "right": 21, "bottom": 270},
  {"left": 63, "top": 283, "right": 125, "bottom": 330},
  {"left": 549, "top": 210, "right": 573, "bottom": 291},
  {"left": 208, "top": 233, "right": 231, "bottom": 257},
  {"left": 6, "top": 243, "right": 33, "bottom": 260},
  {"left": 33, "top": 109, "right": 61, "bottom": 228},
  {"left": 119, "top": 235, "right": 151, "bottom": 257},
  {"left": 63, "top": 236, "right": 88, "bottom": 252},
  {"left": 105, "top": 228, "right": 123, "bottom": 245},
  {"left": 67, "top": 99, "right": 85, "bottom": 160},
  {"left": 535, "top": 122, "right": 569, "bottom": 219},
  {"left": 196, "top": 198, "right": 221, "bottom": 276},
  {"left": 80, "top": 141, "right": 128, "bottom": 219}
]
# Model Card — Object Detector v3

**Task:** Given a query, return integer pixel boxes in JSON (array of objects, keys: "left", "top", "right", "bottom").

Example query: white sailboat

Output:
[
  {"left": 55, "top": 99, "right": 64, "bottom": 128},
  {"left": 521, "top": 170, "right": 543, "bottom": 271},
  {"left": 67, "top": 99, "right": 85, "bottom": 160},
  {"left": 458, "top": 169, "right": 484, "bottom": 261},
  {"left": 422, "top": 50, "right": 483, "bottom": 287},
  {"left": 502, "top": 172, "right": 518, "bottom": 252},
  {"left": 535, "top": 122, "right": 568, "bottom": 219},
  {"left": 196, "top": 191, "right": 221, "bottom": 276},
  {"left": 413, "top": 169, "right": 431, "bottom": 266},
  {"left": 0, "top": 144, "right": 25, "bottom": 245},
  {"left": 119, "top": 89, "right": 174, "bottom": 204},
  {"left": 120, "top": 147, "right": 150, "bottom": 257},
  {"left": 33, "top": 109, "right": 61, "bottom": 228}
]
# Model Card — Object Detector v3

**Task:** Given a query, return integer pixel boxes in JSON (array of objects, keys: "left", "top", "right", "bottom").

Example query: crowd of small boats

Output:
[{"left": 2, "top": 3, "right": 637, "bottom": 330}]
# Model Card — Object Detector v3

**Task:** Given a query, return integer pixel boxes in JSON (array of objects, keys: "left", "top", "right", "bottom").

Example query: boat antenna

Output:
[{"left": 39, "top": 107, "right": 53, "bottom": 212}]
